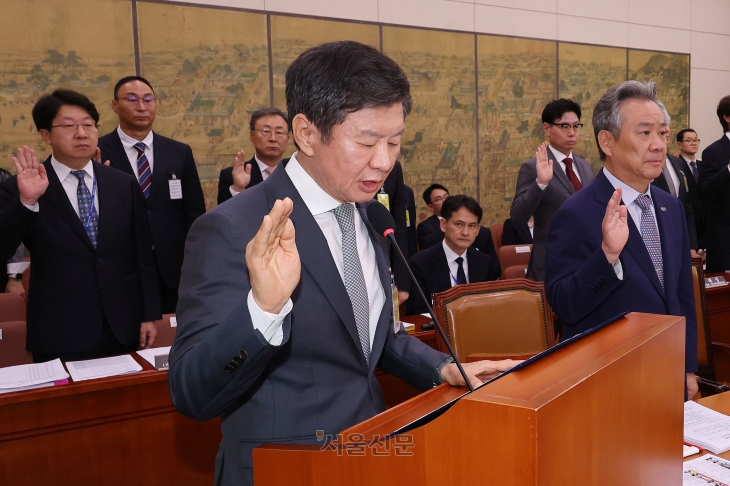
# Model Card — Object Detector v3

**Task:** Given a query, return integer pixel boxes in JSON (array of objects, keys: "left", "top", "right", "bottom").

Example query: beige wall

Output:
[{"left": 186, "top": 0, "right": 730, "bottom": 155}]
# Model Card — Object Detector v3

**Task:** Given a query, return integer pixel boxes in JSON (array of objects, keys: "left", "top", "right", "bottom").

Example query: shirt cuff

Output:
[
  {"left": 229, "top": 186, "right": 241, "bottom": 197},
  {"left": 23, "top": 202, "right": 39, "bottom": 212},
  {"left": 612, "top": 259, "right": 623, "bottom": 280},
  {"left": 536, "top": 180, "right": 547, "bottom": 191},
  {"left": 7, "top": 262, "right": 29, "bottom": 274},
  {"left": 247, "top": 290, "right": 292, "bottom": 346}
]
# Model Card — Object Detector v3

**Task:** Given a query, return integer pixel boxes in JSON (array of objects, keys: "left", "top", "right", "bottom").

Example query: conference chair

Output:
[
  {"left": 431, "top": 278, "right": 556, "bottom": 363},
  {"left": 489, "top": 223, "right": 504, "bottom": 252},
  {"left": 503, "top": 264, "right": 528, "bottom": 280},
  {"left": 497, "top": 244, "right": 532, "bottom": 279},
  {"left": 152, "top": 314, "right": 177, "bottom": 348},
  {"left": 0, "top": 320, "right": 32, "bottom": 367},
  {"left": 0, "top": 293, "right": 26, "bottom": 322}
]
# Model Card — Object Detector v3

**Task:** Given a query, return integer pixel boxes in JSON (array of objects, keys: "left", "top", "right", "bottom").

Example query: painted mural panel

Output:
[
  {"left": 558, "top": 43, "right": 627, "bottom": 170},
  {"left": 0, "top": 0, "right": 135, "bottom": 171},
  {"left": 137, "top": 2, "right": 269, "bottom": 208},
  {"left": 629, "top": 50, "right": 690, "bottom": 155},
  {"left": 382, "top": 26, "right": 477, "bottom": 226},
  {"left": 477, "top": 36, "right": 557, "bottom": 225}
]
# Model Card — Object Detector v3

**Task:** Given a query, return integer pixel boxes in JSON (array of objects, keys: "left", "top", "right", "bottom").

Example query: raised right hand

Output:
[
  {"left": 535, "top": 142, "right": 553, "bottom": 186},
  {"left": 231, "top": 150, "right": 252, "bottom": 192},
  {"left": 601, "top": 187, "right": 628, "bottom": 265},
  {"left": 246, "top": 198, "right": 301, "bottom": 313},
  {"left": 13, "top": 146, "right": 48, "bottom": 206}
]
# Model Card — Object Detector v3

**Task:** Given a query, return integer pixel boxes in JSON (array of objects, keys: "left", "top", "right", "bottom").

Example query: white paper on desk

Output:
[
  {"left": 685, "top": 401, "right": 730, "bottom": 453},
  {"left": 0, "top": 358, "right": 68, "bottom": 389},
  {"left": 0, "top": 382, "right": 55, "bottom": 394},
  {"left": 683, "top": 455, "right": 730, "bottom": 485},
  {"left": 136, "top": 346, "right": 171, "bottom": 367},
  {"left": 65, "top": 355, "right": 142, "bottom": 382}
]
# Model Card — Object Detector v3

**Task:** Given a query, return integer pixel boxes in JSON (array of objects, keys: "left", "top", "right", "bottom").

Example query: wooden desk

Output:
[
  {"left": 0, "top": 354, "right": 220, "bottom": 486},
  {"left": 703, "top": 273, "right": 730, "bottom": 344}
]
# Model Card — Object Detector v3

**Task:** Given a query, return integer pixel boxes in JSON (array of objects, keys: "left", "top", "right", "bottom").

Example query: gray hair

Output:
[{"left": 593, "top": 80, "right": 670, "bottom": 161}]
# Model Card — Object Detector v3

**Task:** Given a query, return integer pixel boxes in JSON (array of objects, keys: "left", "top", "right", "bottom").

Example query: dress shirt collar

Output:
[
  {"left": 602, "top": 166, "right": 652, "bottom": 208},
  {"left": 681, "top": 154, "right": 697, "bottom": 163},
  {"left": 285, "top": 153, "right": 345, "bottom": 216},
  {"left": 548, "top": 145, "right": 573, "bottom": 163},
  {"left": 726, "top": 132, "right": 730, "bottom": 143},
  {"left": 442, "top": 239, "right": 467, "bottom": 263},
  {"left": 51, "top": 155, "right": 94, "bottom": 181},
  {"left": 117, "top": 126, "right": 154, "bottom": 151}
]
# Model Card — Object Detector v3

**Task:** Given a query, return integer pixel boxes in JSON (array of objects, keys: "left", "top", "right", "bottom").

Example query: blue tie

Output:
[
  {"left": 635, "top": 194, "right": 663, "bottom": 290},
  {"left": 71, "top": 170, "right": 98, "bottom": 248},
  {"left": 134, "top": 142, "right": 151, "bottom": 199},
  {"left": 455, "top": 256, "right": 467, "bottom": 285}
]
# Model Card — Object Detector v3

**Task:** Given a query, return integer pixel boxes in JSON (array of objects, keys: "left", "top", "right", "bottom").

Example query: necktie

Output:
[
  {"left": 689, "top": 160, "right": 699, "bottom": 182},
  {"left": 455, "top": 256, "right": 467, "bottom": 285},
  {"left": 563, "top": 158, "right": 583, "bottom": 192},
  {"left": 662, "top": 160, "right": 677, "bottom": 196},
  {"left": 134, "top": 142, "right": 151, "bottom": 199},
  {"left": 71, "top": 170, "right": 99, "bottom": 248},
  {"left": 263, "top": 166, "right": 275, "bottom": 178},
  {"left": 332, "top": 203, "right": 370, "bottom": 363},
  {"left": 635, "top": 194, "right": 663, "bottom": 290}
]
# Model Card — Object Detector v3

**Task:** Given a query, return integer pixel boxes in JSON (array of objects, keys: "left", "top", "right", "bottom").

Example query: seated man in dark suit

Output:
[
  {"left": 502, "top": 217, "right": 533, "bottom": 246},
  {"left": 98, "top": 76, "right": 206, "bottom": 313},
  {"left": 0, "top": 90, "right": 161, "bottom": 362},
  {"left": 217, "top": 107, "right": 290, "bottom": 205},
  {"left": 407, "top": 195, "right": 501, "bottom": 314}
]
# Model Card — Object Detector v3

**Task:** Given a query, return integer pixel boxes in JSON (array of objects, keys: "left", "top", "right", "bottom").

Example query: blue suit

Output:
[
  {"left": 545, "top": 169, "right": 697, "bottom": 373},
  {"left": 168, "top": 164, "right": 447, "bottom": 485}
]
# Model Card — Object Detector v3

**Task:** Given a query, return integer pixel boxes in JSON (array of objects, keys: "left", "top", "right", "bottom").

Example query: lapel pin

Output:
[{"left": 660, "top": 207, "right": 666, "bottom": 211}]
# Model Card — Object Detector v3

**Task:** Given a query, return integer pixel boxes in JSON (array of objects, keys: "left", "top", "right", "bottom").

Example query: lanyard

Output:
[{"left": 82, "top": 175, "right": 97, "bottom": 233}]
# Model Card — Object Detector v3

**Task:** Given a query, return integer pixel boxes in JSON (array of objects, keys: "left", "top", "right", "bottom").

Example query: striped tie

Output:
[{"left": 134, "top": 142, "right": 151, "bottom": 198}]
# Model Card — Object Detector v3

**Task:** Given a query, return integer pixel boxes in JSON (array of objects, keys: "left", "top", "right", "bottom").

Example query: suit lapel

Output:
[
  {"left": 434, "top": 246, "right": 452, "bottom": 290},
  {"left": 104, "top": 130, "right": 136, "bottom": 178},
  {"left": 248, "top": 157, "right": 264, "bottom": 186},
  {"left": 94, "top": 163, "right": 116, "bottom": 251},
  {"left": 654, "top": 193, "right": 678, "bottom": 302},
  {"left": 573, "top": 157, "right": 594, "bottom": 184},
  {"left": 466, "top": 247, "right": 486, "bottom": 282},
  {"left": 42, "top": 159, "right": 95, "bottom": 250},
  {"left": 547, "top": 146, "right": 574, "bottom": 194},
  {"left": 149, "top": 132, "right": 168, "bottom": 201}
]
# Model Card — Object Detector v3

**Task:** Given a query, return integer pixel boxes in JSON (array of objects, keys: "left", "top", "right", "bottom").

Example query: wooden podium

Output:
[{"left": 254, "top": 312, "right": 686, "bottom": 485}]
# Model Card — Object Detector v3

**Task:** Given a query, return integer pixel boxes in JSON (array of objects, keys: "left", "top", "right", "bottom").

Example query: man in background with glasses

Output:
[
  {"left": 217, "top": 107, "right": 290, "bottom": 205},
  {"left": 676, "top": 128, "right": 707, "bottom": 249},
  {"left": 511, "top": 98, "right": 594, "bottom": 281},
  {"left": 0, "top": 89, "right": 160, "bottom": 361},
  {"left": 98, "top": 76, "right": 206, "bottom": 314}
]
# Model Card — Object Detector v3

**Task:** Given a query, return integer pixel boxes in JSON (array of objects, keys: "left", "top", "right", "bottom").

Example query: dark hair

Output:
[
  {"left": 717, "top": 96, "right": 730, "bottom": 133},
  {"left": 440, "top": 195, "right": 482, "bottom": 223},
  {"left": 249, "top": 107, "right": 289, "bottom": 131},
  {"left": 542, "top": 99, "right": 582, "bottom": 124},
  {"left": 285, "top": 41, "right": 412, "bottom": 144},
  {"left": 32, "top": 89, "right": 100, "bottom": 131},
  {"left": 422, "top": 183, "right": 449, "bottom": 206},
  {"left": 676, "top": 128, "right": 697, "bottom": 143},
  {"left": 114, "top": 76, "right": 154, "bottom": 98}
]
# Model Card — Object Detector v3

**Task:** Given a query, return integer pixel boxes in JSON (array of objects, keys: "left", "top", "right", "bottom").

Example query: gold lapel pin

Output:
[{"left": 660, "top": 207, "right": 666, "bottom": 211}]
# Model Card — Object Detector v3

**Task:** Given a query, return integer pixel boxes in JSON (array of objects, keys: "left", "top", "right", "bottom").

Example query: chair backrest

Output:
[
  {"left": 489, "top": 223, "right": 504, "bottom": 251},
  {"left": 692, "top": 257, "right": 713, "bottom": 378},
  {"left": 498, "top": 244, "right": 532, "bottom": 278},
  {"left": 153, "top": 314, "right": 177, "bottom": 348},
  {"left": 0, "top": 321, "right": 32, "bottom": 367},
  {"left": 503, "top": 264, "right": 528, "bottom": 280},
  {"left": 432, "top": 279, "right": 556, "bottom": 362},
  {"left": 0, "top": 292, "right": 26, "bottom": 322}
]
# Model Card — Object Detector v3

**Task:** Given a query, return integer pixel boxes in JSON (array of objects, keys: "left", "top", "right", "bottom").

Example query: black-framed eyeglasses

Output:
[
  {"left": 681, "top": 139, "right": 700, "bottom": 144},
  {"left": 431, "top": 194, "right": 449, "bottom": 204},
  {"left": 549, "top": 123, "right": 584, "bottom": 131},
  {"left": 116, "top": 94, "right": 156, "bottom": 104},
  {"left": 252, "top": 129, "right": 288, "bottom": 139},
  {"left": 50, "top": 123, "right": 98, "bottom": 133}
]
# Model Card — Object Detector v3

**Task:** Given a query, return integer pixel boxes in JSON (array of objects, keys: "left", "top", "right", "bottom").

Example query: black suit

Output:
[
  {"left": 407, "top": 243, "right": 500, "bottom": 314},
  {"left": 217, "top": 157, "right": 264, "bottom": 205},
  {"left": 98, "top": 130, "right": 206, "bottom": 313},
  {"left": 502, "top": 218, "right": 533, "bottom": 246},
  {"left": 651, "top": 154, "right": 698, "bottom": 249},
  {"left": 0, "top": 159, "right": 160, "bottom": 357},
  {"left": 698, "top": 135, "right": 730, "bottom": 271},
  {"left": 375, "top": 161, "right": 410, "bottom": 292},
  {"left": 416, "top": 214, "right": 500, "bottom": 266},
  {"left": 403, "top": 184, "right": 418, "bottom": 258},
  {"left": 680, "top": 155, "right": 707, "bottom": 248}
]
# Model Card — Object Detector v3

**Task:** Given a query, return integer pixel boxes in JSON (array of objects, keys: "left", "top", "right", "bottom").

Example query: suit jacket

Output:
[
  {"left": 698, "top": 135, "right": 730, "bottom": 254},
  {"left": 98, "top": 130, "right": 206, "bottom": 290},
  {"left": 168, "top": 164, "right": 447, "bottom": 485},
  {"left": 403, "top": 184, "right": 418, "bottom": 258},
  {"left": 417, "top": 215, "right": 499, "bottom": 256},
  {"left": 510, "top": 147, "right": 594, "bottom": 281},
  {"left": 407, "top": 244, "right": 500, "bottom": 314},
  {"left": 545, "top": 169, "right": 697, "bottom": 373},
  {"left": 0, "top": 159, "right": 161, "bottom": 355},
  {"left": 376, "top": 161, "right": 410, "bottom": 292},
  {"left": 217, "top": 156, "right": 264, "bottom": 205},
  {"left": 502, "top": 217, "right": 533, "bottom": 246},
  {"left": 680, "top": 156, "right": 707, "bottom": 248},
  {"left": 651, "top": 154, "right": 698, "bottom": 249}
]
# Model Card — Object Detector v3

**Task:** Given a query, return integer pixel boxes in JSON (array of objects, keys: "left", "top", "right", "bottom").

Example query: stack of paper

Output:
[
  {"left": 136, "top": 346, "right": 171, "bottom": 367},
  {"left": 0, "top": 359, "right": 69, "bottom": 394},
  {"left": 684, "top": 401, "right": 730, "bottom": 454},
  {"left": 65, "top": 355, "right": 142, "bottom": 382},
  {"left": 683, "top": 455, "right": 730, "bottom": 485}
]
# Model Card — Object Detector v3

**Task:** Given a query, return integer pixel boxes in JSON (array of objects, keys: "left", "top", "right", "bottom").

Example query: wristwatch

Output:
[{"left": 7, "top": 273, "right": 22, "bottom": 280}]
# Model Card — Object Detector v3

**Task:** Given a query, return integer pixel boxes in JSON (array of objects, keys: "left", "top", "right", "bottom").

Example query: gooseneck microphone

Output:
[{"left": 366, "top": 202, "right": 475, "bottom": 392}]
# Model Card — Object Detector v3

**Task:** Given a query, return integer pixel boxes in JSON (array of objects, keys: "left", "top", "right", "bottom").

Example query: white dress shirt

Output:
[
  {"left": 442, "top": 239, "right": 469, "bottom": 286},
  {"left": 537, "top": 145, "right": 581, "bottom": 190},
  {"left": 663, "top": 156, "right": 681, "bottom": 196},
  {"left": 51, "top": 157, "right": 100, "bottom": 217},
  {"left": 229, "top": 155, "right": 275, "bottom": 197},
  {"left": 117, "top": 126, "right": 155, "bottom": 177},
  {"left": 248, "top": 154, "right": 385, "bottom": 347}
]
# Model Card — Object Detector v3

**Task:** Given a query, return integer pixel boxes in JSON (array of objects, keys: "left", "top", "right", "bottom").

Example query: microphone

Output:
[{"left": 366, "top": 202, "right": 474, "bottom": 392}]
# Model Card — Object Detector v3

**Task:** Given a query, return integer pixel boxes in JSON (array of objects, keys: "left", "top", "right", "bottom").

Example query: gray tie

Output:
[
  {"left": 332, "top": 203, "right": 371, "bottom": 363},
  {"left": 635, "top": 194, "right": 664, "bottom": 290}
]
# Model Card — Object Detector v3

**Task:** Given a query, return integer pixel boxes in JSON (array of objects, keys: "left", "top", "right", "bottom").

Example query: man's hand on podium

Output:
[{"left": 441, "top": 359, "right": 520, "bottom": 389}]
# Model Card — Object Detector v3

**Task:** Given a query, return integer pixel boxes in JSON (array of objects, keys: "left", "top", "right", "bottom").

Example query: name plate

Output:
[
  {"left": 154, "top": 354, "right": 169, "bottom": 370},
  {"left": 515, "top": 245, "right": 531, "bottom": 253}
]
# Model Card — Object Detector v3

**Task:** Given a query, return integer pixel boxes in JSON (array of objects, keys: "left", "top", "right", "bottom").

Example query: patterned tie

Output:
[
  {"left": 455, "top": 256, "right": 467, "bottom": 285},
  {"left": 263, "top": 166, "right": 275, "bottom": 179},
  {"left": 71, "top": 170, "right": 98, "bottom": 248},
  {"left": 635, "top": 194, "right": 663, "bottom": 290},
  {"left": 134, "top": 142, "right": 151, "bottom": 198},
  {"left": 563, "top": 157, "right": 583, "bottom": 192},
  {"left": 332, "top": 203, "right": 370, "bottom": 363},
  {"left": 689, "top": 160, "right": 699, "bottom": 182}
]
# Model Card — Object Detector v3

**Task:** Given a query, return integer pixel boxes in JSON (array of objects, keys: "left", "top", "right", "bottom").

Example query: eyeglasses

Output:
[
  {"left": 430, "top": 194, "right": 449, "bottom": 204},
  {"left": 116, "top": 94, "right": 156, "bottom": 104},
  {"left": 51, "top": 123, "right": 98, "bottom": 133},
  {"left": 548, "top": 123, "right": 584, "bottom": 132},
  {"left": 252, "top": 129, "right": 288, "bottom": 139},
  {"left": 681, "top": 139, "right": 700, "bottom": 144}
]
